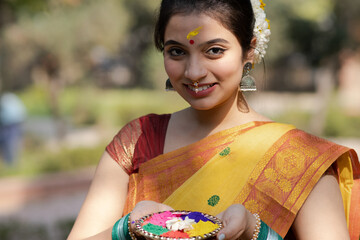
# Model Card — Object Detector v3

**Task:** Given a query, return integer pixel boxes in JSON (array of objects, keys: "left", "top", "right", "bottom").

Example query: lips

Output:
[
  {"left": 185, "top": 82, "right": 217, "bottom": 97},
  {"left": 188, "top": 83, "right": 216, "bottom": 93}
]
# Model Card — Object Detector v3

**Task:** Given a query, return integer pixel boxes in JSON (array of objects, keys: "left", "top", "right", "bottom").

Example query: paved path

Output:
[{"left": 0, "top": 167, "right": 95, "bottom": 227}]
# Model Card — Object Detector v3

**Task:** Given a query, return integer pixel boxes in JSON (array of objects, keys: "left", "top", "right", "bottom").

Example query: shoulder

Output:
[
  {"left": 137, "top": 113, "right": 171, "bottom": 129},
  {"left": 286, "top": 128, "right": 349, "bottom": 152},
  {"left": 118, "top": 113, "right": 171, "bottom": 133},
  {"left": 270, "top": 125, "right": 352, "bottom": 161},
  {"left": 105, "top": 114, "right": 171, "bottom": 174},
  {"left": 109, "top": 113, "right": 171, "bottom": 149}
]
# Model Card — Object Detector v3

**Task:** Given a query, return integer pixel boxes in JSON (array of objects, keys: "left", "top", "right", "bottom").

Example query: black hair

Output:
[{"left": 154, "top": 0, "right": 255, "bottom": 56}]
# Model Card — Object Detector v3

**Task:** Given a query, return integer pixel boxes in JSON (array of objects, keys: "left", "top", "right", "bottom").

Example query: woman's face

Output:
[{"left": 164, "top": 13, "right": 250, "bottom": 111}]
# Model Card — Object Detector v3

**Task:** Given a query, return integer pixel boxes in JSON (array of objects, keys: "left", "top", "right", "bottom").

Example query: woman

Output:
[{"left": 68, "top": 0, "right": 360, "bottom": 239}]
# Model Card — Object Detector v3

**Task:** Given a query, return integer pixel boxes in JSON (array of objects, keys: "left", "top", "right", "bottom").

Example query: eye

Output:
[
  {"left": 167, "top": 47, "right": 185, "bottom": 57},
  {"left": 206, "top": 47, "right": 226, "bottom": 55}
]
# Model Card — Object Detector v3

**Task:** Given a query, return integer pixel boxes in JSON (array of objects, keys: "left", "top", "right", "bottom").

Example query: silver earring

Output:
[
  {"left": 240, "top": 62, "right": 256, "bottom": 91},
  {"left": 165, "top": 78, "right": 175, "bottom": 91}
]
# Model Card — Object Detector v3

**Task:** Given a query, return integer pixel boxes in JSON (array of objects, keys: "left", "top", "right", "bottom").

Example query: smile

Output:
[{"left": 188, "top": 83, "right": 216, "bottom": 93}]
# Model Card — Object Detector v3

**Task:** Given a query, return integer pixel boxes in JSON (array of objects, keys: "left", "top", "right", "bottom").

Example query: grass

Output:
[
  {"left": 20, "top": 85, "right": 189, "bottom": 128},
  {"left": 0, "top": 142, "right": 105, "bottom": 177}
]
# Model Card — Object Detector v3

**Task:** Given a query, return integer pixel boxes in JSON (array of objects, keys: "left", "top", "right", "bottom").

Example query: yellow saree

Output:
[{"left": 118, "top": 120, "right": 359, "bottom": 239}]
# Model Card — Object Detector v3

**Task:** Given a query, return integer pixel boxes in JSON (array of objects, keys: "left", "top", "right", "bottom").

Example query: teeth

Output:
[{"left": 188, "top": 84, "right": 212, "bottom": 92}]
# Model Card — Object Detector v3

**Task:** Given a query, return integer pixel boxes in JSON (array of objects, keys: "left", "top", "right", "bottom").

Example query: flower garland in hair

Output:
[{"left": 251, "top": 0, "right": 271, "bottom": 64}]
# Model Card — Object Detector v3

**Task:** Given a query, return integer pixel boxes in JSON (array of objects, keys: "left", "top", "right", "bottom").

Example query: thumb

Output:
[
  {"left": 216, "top": 211, "right": 247, "bottom": 240},
  {"left": 216, "top": 212, "right": 226, "bottom": 240},
  {"left": 217, "top": 220, "right": 243, "bottom": 240}
]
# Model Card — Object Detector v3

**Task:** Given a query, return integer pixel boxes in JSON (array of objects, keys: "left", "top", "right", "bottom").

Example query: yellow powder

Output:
[{"left": 186, "top": 220, "right": 219, "bottom": 237}]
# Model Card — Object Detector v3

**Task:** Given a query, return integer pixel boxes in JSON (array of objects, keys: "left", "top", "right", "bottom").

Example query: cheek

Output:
[
  {"left": 164, "top": 59, "right": 183, "bottom": 79},
  {"left": 211, "top": 57, "right": 243, "bottom": 80}
]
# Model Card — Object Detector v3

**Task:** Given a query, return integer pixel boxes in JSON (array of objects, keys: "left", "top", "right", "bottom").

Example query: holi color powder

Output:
[
  {"left": 137, "top": 211, "right": 223, "bottom": 239},
  {"left": 142, "top": 223, "right": 169, "bottom": 235},
  {"left": 186, "top": 220, "right": 219, "bottom": 237},
  {"left": 187, "top": 26, "right": 203, "bottom": 45},
  {"left": 161, "top": 231, "right": 190, "bottom": 238}
]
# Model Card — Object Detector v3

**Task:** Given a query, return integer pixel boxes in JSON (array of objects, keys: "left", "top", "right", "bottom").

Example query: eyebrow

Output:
[
  {"left": 204, "top": 38, "right": 230, "bottom": 45},
  {"left": 164, "top": 38, "right": 230, "bottom": 47},
  {"left": 164, "top": 40, "right": 185, "bottom": 47}
]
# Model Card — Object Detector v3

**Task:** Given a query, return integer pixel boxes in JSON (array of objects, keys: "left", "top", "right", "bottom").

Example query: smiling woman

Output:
[
  {"left": 163, "top": 14, "right": 246, "bottom": 111},
  {"left": 67, "top": 1, "right": 359, "bottom": 240}
]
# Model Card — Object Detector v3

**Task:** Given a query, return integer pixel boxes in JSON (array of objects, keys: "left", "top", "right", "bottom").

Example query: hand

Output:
[
  {"left": 129, "top": 201, "right": 174, "bottom": 231},
  {"left": 216, "top": 204, "right": 256, "bottom": 240}
]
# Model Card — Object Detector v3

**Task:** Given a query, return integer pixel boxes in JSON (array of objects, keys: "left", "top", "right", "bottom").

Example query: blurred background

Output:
[{"left": 0, "top": 0, "right": 359, "bottom": 239}]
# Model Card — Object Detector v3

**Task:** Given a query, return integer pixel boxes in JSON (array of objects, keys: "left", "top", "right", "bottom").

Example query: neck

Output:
[{"left": 186, "top": 92, "right": 254, "bottom": 134}]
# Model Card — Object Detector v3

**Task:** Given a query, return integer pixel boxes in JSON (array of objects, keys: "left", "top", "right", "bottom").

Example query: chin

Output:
[{"left": 188, "top": 102, "right": 219, "bottom": 111}]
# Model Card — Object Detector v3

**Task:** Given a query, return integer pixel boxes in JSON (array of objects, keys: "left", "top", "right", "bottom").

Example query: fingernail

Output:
[{"left": 218, "top": 233, "right": 225, "bottom": 240}]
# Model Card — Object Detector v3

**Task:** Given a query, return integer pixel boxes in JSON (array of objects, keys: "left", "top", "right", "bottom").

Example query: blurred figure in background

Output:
[{"left": 0, "top": 92, "right": 26, "bottom": 166}]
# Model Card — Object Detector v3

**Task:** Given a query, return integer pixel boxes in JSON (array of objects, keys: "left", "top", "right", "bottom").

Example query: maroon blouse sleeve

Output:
[
  {"left": 106, "top": 118, "right": 143, "bottom": 175},
  {"left": 106, "top": 114, "right": 170, "bottom": 174}
]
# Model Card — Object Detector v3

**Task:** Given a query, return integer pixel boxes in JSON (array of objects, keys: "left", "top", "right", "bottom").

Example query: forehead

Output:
[{"left": 164, "top": 13, "right": 236, "bottom": 42}]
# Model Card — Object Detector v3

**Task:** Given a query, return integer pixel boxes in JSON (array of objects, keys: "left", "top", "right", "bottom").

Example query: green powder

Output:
[{"left": 143, "top": 223, "right": 169, "bottom": 235}]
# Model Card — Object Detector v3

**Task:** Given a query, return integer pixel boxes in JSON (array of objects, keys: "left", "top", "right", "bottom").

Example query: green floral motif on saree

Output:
[
  {"left": 208, "top": 195, "right": 220, "bottom": 207},
  {"left": 219, "top": 147, "right": 231, "bottom": 156}
]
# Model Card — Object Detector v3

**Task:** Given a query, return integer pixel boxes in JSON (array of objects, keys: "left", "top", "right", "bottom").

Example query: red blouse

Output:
[{"left": 106, "top": 114, "right": 171, "bottom": 174}]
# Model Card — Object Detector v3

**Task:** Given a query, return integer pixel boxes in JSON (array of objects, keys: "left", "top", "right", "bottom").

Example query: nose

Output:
[{"left": 184, "top": 56, "right": 207, "bottom": 82}]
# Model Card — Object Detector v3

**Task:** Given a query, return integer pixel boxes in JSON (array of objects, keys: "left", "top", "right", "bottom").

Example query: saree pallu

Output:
[{"left": 118, "top": 120, "right": 359, "bottom": 239}]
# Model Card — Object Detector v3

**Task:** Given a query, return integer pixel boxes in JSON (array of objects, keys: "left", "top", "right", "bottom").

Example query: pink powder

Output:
[{"left": 148, "top": 211, "right": 175, "bottom": 227}]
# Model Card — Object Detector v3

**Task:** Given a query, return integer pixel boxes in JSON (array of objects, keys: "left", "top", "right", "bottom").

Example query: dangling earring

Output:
[
  {"left": 240, "top": 62, "right": 257, "bottom": 91},
  {"left": 165, "top": 78, "right": 175, "bottom": 91}
]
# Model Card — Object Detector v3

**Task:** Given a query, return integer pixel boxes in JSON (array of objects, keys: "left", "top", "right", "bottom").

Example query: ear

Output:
[{"left": 243, "top": 37, "right": 257, "bottom": 64}]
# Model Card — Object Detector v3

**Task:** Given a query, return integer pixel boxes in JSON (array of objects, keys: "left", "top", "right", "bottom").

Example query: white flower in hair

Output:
[{"left": 251, "top": 0, "right": 271, "bottom": 64}]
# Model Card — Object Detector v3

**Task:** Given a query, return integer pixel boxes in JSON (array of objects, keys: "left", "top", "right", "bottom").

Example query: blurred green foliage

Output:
[
  {"left": 0, "top": 219, "right": 48, "bottom": 240},
  {"left": 324, "top": 102, "right": 360, "bottom": 137},
  {"left": 2, "top": 0, "right": 359, "bottom": 90},
  {"left": 271, "top": 95, "right": 360, "bottom": 137},
  {"left": 20, "top": 86, "right": 188, "bottom": 127},
  {"left": 54, "top": 218, "right": 76, "bottom": 240},
  {"left": 0, "top": 142, "right": 104, "bottom": 177},
  {"left": 2, "top": 0, "right": 132, "bottom": 90},
  {"left": 0, "top": 217, "right": 76, "bottom": 240},
  {"left": 272, "top": 110, "right": 312, "bottom": 132}
]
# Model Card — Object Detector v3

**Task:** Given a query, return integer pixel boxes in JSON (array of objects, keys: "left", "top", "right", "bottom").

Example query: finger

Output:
[
  {"left": 130, "top": 201, "right": 173, "bottom": 224},
  {"left": 130, "top": 201, "right": 158, "bottom": 223},
  {"left": 216, "top": 211, "right": 225, "bottom": 220},
  {"left": 157, "top": 203, "right": 174, "bottom": 212},
  {"left": 217, "top": 218, "right": 245, "bottom": 240},
  {"left": 216, "top": 211, "right": 226, "bottom": 239}
]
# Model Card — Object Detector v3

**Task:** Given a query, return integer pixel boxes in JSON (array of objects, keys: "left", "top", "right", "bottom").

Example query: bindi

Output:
[{"left": 187, "top": 26, "right": 202, "bottom": 45}]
